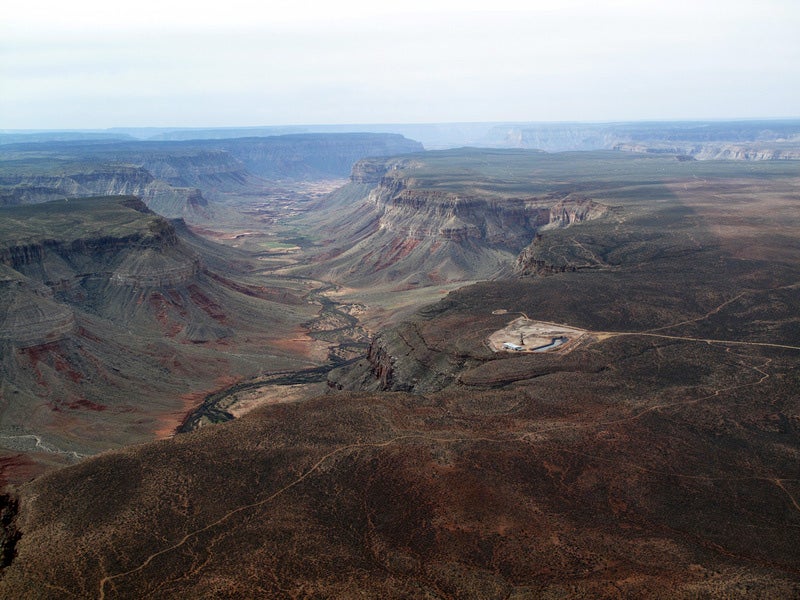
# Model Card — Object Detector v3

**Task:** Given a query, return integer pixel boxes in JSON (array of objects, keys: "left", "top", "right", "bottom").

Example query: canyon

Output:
[
  {"left": 0, "top": 133, "right": 423, "bottom": 219},
  {"left": 0, "top": 197, "right": 330, "bottom": 483},
  {"left": 285, "top": 150, "right": 615, "bottom": 305},
  {"left": 0, "top": 130, "right": 798, "bottom": 597}
]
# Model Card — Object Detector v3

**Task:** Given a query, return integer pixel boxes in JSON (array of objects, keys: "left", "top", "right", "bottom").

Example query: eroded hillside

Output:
[
  {"left": 290, "top": 150, "right": 613, "bottom": 292},
  {"left": 1, "top": 150, "right": 797, "bottom": 597},
  {"left": 288, "top": 149, "right": 800, "bottom": 330},
  {"left": 0, "top": 133, "right": 423, "bottom": 220},
  {"left": 0, "top": 197, "right": 323, "bottom": 484}
]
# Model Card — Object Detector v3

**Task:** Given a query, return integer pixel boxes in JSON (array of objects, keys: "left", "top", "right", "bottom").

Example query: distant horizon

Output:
[
  {"left": 4, "top": 116, "right": 800, "bottom": 135},
  {"left": 3, "top": 1, "right": 798, "bottom": 130}
]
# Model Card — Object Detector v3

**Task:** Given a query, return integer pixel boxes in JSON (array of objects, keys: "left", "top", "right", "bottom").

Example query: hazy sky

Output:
[{"left": 2, "top": 0, "right": 799, "bottom": 129}]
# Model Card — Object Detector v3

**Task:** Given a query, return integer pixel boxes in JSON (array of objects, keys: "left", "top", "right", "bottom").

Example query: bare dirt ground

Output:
[
  {"left": 329, "top": 281, "right": 477, "bottom": 333},
  {"left": 152, "top": 375, "right": 241, "bottom": 439},
  {"left": 487, "top": 316, "right": 589, "bottom": 353},
  {"left": 226, "top": 382, "right": 328, "bottom": 418}
]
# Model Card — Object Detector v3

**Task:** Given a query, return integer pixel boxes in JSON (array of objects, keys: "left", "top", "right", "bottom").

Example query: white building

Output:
[{"left": 503, "top": 342, "right": 525, "bottom": 351}]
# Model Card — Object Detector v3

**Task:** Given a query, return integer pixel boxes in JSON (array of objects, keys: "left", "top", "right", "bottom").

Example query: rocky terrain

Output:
[
  {"left": 490, "top": 120, "right": 800, "bottom": 156},
  {"left": 0, "top": 197, "right": 325, "bottom": 485},
  {"left": 290, "top": 151, "right": 611, "bottom": 289},
  {"left": 0, "top": 148, "right": 797, "bottom": 597},
  {"left": 0, "top": 133, "right": 423, "bottom": 219},
  {"left": 0, "top": 151, "right": 240, "bottom": 217},
  {"left": 612, "top": 142, "right": 800, "bottom": 161}
]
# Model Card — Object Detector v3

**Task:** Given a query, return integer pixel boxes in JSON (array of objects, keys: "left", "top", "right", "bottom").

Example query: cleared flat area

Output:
[
  {"left": 226, "top": 382, "right": 327, "bottom": 418},
  {"left": 487, "top": 316, "right": 588, "bottom": 352}
]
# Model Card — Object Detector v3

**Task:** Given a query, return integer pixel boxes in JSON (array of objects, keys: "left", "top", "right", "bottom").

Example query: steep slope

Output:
[
  {"left": 297, "top": 149, "right": 800, "bottom": 294},
  {"left": 0, "top": 158, "right": 212, "bottom": 219},
  {"left": 0, "top": 163, "right": 155, "bottom": 205},
  {"left": 293, "top": 150, "right": 611, "bottom": 288},
  {"left": 612, "top": 141, "right": 800, "bottom": 160},
  {"left": 0, "top": 152, "right": 797, "bottom": 598},
  {"left": 0, "top": 197, "right": 321, "bottom": 484},
  {"left": 330, "top": 152, "right": 800, "bottom": 393},
  {"left": 0, "top": 134, "right": 423, "bottom": 217}
]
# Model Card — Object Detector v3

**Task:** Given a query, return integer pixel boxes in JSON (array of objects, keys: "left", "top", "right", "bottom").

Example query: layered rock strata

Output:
[
  {"left": 305, "top": 157, "right": 609, "bottom": 287},
  {"left": 0, "top": 275, "right": 75, "bottom": 347}
]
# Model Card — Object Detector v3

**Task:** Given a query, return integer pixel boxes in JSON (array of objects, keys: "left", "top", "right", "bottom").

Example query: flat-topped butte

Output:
[{"left": 0, "top": 196, "right": 165, "bottom": 248}]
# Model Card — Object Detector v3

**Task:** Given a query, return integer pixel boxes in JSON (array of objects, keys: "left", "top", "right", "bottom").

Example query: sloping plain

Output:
[{"left": 1, "top": 151, "right": 799, "bottom": 597}]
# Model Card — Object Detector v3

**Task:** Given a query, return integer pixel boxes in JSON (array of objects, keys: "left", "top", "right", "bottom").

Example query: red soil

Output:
[
  {"left": 187, "top": 284, "right": 227, "bottom": 322},
  {"left": 21, "top": 342, "right": 83, "bottom": 387},
  {"left": 152, "top": 375, "right": 240, "bottom": 439},
  {"left": 0, "top": 453, "right": 44, "bottom": 490},
  {"left": 371, "top": 237, "right": 421, "bottom": 271},
  {"left": 66, "top": 398, "right": 106, "bottom": 412},
  {"left": 269, "top": 325, "right": 327, "bottom": 360},
  {"left": 148, "top": 292, "right": 184, "bottom": 337}
]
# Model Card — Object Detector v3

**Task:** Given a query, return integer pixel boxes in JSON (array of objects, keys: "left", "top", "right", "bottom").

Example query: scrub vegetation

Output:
[{"left": 0, "top": 138, "right": 798, "bottom": 598}]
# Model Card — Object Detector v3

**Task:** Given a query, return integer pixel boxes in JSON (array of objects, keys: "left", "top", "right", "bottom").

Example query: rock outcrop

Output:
[
  {"left": 0, "top": 273, "right": 75, "bottom": 347},
  {"left": 300, "top": 155, "right": 609, "bottom": 287},
  {"left": 0, "top": 199, "right": 201, "bottom": 291},
  {"left": 0, "top": 196, "right": 325, "bottom": 484},
  {"left": 0, "top": 493, "right": 20, "bottom": 570},
  {"left": 612, "top": 142, "right": 800, "bottom": 160},
  {"left": 542, "top": 196, "right": 609, "bottom": 229},
  {"left": 513, "top": 197, "right": 610, "bottom": 275},
  {"left": 329, "top": 325, "right": 461, "bottom": 394},
  {"left": 0, "top": 166, "right": 155, "bottom": 206},
  {"left": 0, "top": 163, "right": 211, "bottom": 220},
  {"left": 0, "top": 133, "right": 423, "bottom": 220}
]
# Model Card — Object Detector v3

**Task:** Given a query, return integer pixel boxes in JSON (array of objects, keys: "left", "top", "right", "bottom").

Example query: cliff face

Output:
[
  {"left": 375, "top": 187, "right": 537, "bottom": 246},
  {"left": 0, "top": 200, "right": 200, "bottom": 291},
  {"left": 692, "top": 144, "right": 800, "bottom": 160},
  {"left": 613, "top": 142, "right": 800, "bottom": 160},
  {"left": 0, "top": 198, "right": 208, "bottom": 355},
  {"left": 0, "top": 166, "right": 155, "bottom": 206},
  {"left": 0, "top": 196, "right": 324, "bottom": 482},
  {"left": 349, "top": 159, "right": 392, "bottom": 184},
  {"left": 303, "top": 157, "right": 608, "bottom": 287},
  {"left": 0, "top": 273, "right": 75, "bottom": 347},
  {"left": 0, "top": 164, "right": 211, "bottom": 221},
  {"left": 134, "top": 150, "right": 251, "bottom": 189},
  {"left": 0, "top": 133, "right": 423, "bottom": 221},
  {"left": 328, "top": 324, "right": 462, "bottom": 394},
  {"left": 511, "top": 197, "right": 610, "bottom": 275}
]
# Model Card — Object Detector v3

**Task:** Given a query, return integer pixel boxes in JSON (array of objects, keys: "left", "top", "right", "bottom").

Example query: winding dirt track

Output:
[
  {"left": 597, "top": 282, "right": 800, "bottom": 351},
  {"left": 605, "top": 331, "right": 800, "bottom": 351},
  {"left": 97, "top": 350, "right": 799, "bottom": 598},
  {"left": 97, "top": 434, "right": 471, "bottom": 599},
  {"left": 97, "top": 289, "right": 800, "bottom": 597}
]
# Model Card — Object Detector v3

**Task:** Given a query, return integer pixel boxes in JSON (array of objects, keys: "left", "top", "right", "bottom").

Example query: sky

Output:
[{"left": 2, "top": 0, "right": 799, "bottom": 129}]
